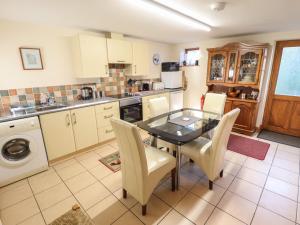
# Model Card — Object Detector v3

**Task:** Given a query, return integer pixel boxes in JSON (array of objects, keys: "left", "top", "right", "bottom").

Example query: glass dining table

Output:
[{"left": 137, "top": 108, "right": 221, "bottom": 189}]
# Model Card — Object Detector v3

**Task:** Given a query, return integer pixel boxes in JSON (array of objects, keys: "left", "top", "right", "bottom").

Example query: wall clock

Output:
[{"left": 153, "top": 53, "right": 160, "bottom": 65}]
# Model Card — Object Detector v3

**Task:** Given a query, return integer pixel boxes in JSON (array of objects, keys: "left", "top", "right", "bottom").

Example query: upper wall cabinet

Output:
[
  {"left": 207, "top": 42, "right": 268, "bottom": 87},
  {"left": 72, "top": 35, "right": 109, "bottom": 78},
  {"left": 107, "top": 39, "right": 132, "bottom": 64},
  {"left": 131, "top": 41, "right": 150, "bottom": 76}
]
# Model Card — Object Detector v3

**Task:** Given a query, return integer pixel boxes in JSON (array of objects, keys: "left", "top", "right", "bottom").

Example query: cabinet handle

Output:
[
  {"left": 65, "top": 114, "right": 71, "bottom": 127},
  {"left": 105, "top": 65, "right": 108, "bottom": 74},
  {"left": 105, "top": 129, "right": 113, "bottom": 133},
  {"left": 104, "top": 114, "right": 114, "bottom": 119},
  {"left": 134, "top": 65, "right": 137, "bottom": 74},
  {"left": 117, "top": 60, "right": 125, "bottom": 63},
  {"left": 104, "top": 106, "right": 113, "bottom": 110},
  {"left": 72, "top": 113, "right": 77, "bottom": 125}
]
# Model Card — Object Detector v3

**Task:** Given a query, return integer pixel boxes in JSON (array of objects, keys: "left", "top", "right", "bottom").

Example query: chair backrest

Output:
[
  {"left": 210, "top": 108, "right": 240, "bottom": 178},
  {"left": 203, "top": 93, "right": 227, "bottom": 115},
  {"left": 110, "top": 118, "right": 147, "bottom": 202},
  {"left": 149, "top": 97, "right": 170, "bottom": 117}
]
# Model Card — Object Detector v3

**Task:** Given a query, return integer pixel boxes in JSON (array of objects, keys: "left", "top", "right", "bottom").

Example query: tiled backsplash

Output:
[{"left": 0, "top": 64, "right": 126, "bottom": 112}]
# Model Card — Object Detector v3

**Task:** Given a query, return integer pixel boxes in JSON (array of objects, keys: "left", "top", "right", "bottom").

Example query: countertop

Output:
[{"left": 0, "top": 89, "right": 181, "bottom": 123}]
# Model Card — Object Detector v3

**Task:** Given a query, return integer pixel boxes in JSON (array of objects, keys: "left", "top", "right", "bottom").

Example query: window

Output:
[{"left": 180, "top": 48, "right": 200, "bottom": 66}]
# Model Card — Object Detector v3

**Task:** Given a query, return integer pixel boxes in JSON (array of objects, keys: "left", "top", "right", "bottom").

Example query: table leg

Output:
[{"left": 175, "top": 145, "right": 181, "bottom": 190}]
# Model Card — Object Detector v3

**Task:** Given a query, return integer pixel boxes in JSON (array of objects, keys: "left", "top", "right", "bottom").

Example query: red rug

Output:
[{"left": 227, "top": 134, "right": 270, "bottom": 160}]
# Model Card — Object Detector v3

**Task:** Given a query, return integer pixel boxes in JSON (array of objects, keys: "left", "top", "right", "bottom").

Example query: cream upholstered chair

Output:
[
  {"left": 181, "top": 108, "right": 240, "bottom": 190},
  {"left": 110, "top": 118, "right": 176, "bottom": 215},
  {"left": 203, "top": 93, "right": 227, "bottom": 115},
  {"left": 148, "top": 97, "right": 175, "bottom": 151}
]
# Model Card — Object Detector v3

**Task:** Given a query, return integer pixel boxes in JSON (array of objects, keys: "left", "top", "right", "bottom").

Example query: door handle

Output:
[
  {"left": 104, "top": 106, "right": 113, "bottom": 110},
  {"left": 72, "top": 113, "right": 77, "bottom": 125},
  {"left": 104, "top": 114, "right": 114, "bottom": 119},
  {"left": 117, "top": 60, "right": 125, "bottom": 63},
  {"left": 65, "top": 114, "right": 71, "bottom": 127},
  {"left": 134, "top": 65, "right": 137, "bottom": 74}
]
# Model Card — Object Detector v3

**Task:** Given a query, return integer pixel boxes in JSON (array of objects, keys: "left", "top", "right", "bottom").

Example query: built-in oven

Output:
[{"left": 120, "top": 97, "right": 143, "bottom": 123}]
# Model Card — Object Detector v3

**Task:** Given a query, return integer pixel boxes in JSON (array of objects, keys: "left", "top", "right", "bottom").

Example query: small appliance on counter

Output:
[
  {"left": 80, "top": 87, "right": 93, "bottom": 100},
  {"left": 161, "top": 62, "right": 183, "bottom": 89},
  {"left": 152, "top": 82, "right": 165, "bottom": 90}
]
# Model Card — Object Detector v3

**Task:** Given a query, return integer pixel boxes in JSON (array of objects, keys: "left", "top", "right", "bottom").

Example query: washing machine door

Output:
[{"left": 0, "top": 134, "right": 36, "bottom": 167}]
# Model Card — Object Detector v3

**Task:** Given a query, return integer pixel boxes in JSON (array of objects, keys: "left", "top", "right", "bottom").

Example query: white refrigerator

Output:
[{"left": 161, "top": 71, "right": 183, "bottom": 89}]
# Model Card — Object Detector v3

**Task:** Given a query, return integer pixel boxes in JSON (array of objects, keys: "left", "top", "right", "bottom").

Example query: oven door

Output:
[{"left": 120, "top": 103, "right": 143, "bottom": 123}]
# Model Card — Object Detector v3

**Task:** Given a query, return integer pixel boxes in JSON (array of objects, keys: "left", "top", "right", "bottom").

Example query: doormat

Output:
[
  {"left": 99, "top": 152, "right": 121, "bottom": 172},
  {"left": 227, "top": 134, "right": 270, "bottom": 160},
  {"left": 258, "top": 129, "right": 300, "bottom": 148}
]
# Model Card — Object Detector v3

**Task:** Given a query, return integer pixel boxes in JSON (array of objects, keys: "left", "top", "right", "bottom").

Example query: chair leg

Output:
[
  {"left": 122, "top": 189, "right": 127, "bottom": 199},
  {"left": 189, "top": 159, "right": 194, "bottom": 163},
  {"left": 142, "top": 204, "right": 147, "bottom": 216},
  {"left": 209, "top": 180, "right": 213, "bottom": 190},
  {"left": 220, "top": 170, "right": 224, "bottom": 178},
  {"left": 171, "top": 168, "right": 176, "bottom": 192}
]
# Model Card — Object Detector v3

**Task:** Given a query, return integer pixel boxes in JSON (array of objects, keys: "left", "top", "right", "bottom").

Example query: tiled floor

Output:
[{"left": 1, "top": 132, "right": 300, "bottom": 225}]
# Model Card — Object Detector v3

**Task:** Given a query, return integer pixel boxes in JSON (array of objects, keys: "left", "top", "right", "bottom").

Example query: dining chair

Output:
[
  {"left": 110, "top": 118, "right": 176, "bottom": 215},
  {"left": 181, "top": 108, "right": 240, "bottom": 190},
  {"left": 203, "top": 92, "right": 227, "bottom": 115},
  {"left": 148, "top": 97, "right": 175, "bottom": 152}
]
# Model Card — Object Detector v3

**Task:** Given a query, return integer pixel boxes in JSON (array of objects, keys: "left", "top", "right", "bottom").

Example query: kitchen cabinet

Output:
[
  {"left": 70, "top": 107, "right": 98, "bottom": 150},
  {"left": 40, "top": 111, "right": 76, "bottom": 160},
  {"left": 72, "top": 35, "right": 109, "bottom": 78},
  {"left": 207, "top": 51, "right": 227, "bottom": 83},
  {"left": 107, "top": 39, "right": 132, "bottom": 64},
  {"left": 131, "top": 41, "right": 150, "bottom": 76},
  {"left": 142, "top": 92, "right": 170, "bottom": 121}
]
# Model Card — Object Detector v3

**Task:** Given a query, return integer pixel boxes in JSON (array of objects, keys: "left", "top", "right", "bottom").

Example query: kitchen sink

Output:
[
  {"left": 10, "top": 104, "right": 67, "bottom": 115},
  {"left": 34, "top": 104, "right": 66, "bottom": 111}
]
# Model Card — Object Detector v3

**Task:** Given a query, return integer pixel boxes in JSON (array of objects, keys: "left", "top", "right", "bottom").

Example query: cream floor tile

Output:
[
  {"left": 263, "top": 145, "right": 277, "bottom": 163},
  {"left": 178, "top": 172, "right": 201, "bottom": 191},
  {"left": 175, "top": 192, "right": 214, "bottom": 225},
  {"left": 225, "top": 151, "right": 247, "bottom": 165},
  {"left": 252, "top": 206, "right": 295, "bottom": 225},
  {"left": 206, "top": 208, "right": 245, "bottom": 225},
  {"left": 237, "top": 167, "right": 267, "bottom": 187},
  {"left": 228, "top": 178, "right": 262, "bottom": 204},
  {"left": 0, "top": 197, "right": 40, "bottom": 225},
  {"left": 223, "top": 160, "right": 242, "bottom": 176},
  {"left": 159, "top": 210, "right": 194, "bottom": 225},
  {"left": 28, "top": 168, "right": 61, "bottom": 194},
  {"left": 278, "top": 144, "right": 300, "bottom": 155},
  {"left": 214, "top": 172, "right": 235, "bottom": 189},
  {"left": 75, "top": 181, "right": 110, "bottom": 210},
  {"left": 75, "top": 150, "right": 98, "bottom": 161},
  {"left": 259, "top": 190, "right": 297, "bottom": 221},
  {"left": 87, "top": 195, "right": 127, "bottom": 225},
  {"left": 275, "top": 150, "right": 300, "bottom": 163},
  {"left": 217, "top": 191, "right": 256, "bottom": 224},
  {"left": 297, "top": 203, "right": 300, "bottom": 224},
  {"left": 0, "top": 180, "right": 32, "bottom": 209},
  {"left": 191, "top": 179, "right": 226, "bottom": 206},
  {"left": 109, "top": 141, "right": 119, "bottom": 149},
  {"left": 113, "top": 188, "right": 138, "bottom": 209},
  {"left": 52, "top": 158, "right": 77, "bottom": 170},
  {"left": 131, "top": 195, "right": 171, "bottom": 225},
  {"left": 42, "top": 196, "right": 78, "bottom": 224},
  {"left": 243, "top": 158, "right": 271, "bottom": 174},
  {"left": 78, "top": 154, "right": 103, "bottom": 170},
  {"left": 0, "top": 179, "right": 28, "bottom": 194},
  {"left": 18, "top": 213, "right": 46, "bottom": 225},
  {"left": 55, "top": 162, "right": 86, "bottom": 180},
  {"left": 269, "top": 166, "right": 299, "bottom": 186},
  {"left": 273, "top": 158, "right": 299, "bottom": 174},
  {"left": 181, "top": 163, "right": 205, "bottom": 178},
  {"left": 95, "top": 144, "right": 118, "bottom": 157},
  {"left": 65, "top": 171, "right": 97, "bottom": 194},
  {"left": 35, "top": 182, "right": 71, "bottom": 210},
  {"left": 154, "top": 181, "right": 188, "bottom": 207},
  {"left": 101, "top": 171, "right": 122, "bottom": 192},
  {"left": 88, "top": 164, "right": 113, "bottom": 180},
  {"left": 112, "top": 211, "right": 143, "bottom": 225},
  {"left": 265, "top": 177, "right": 298, "bottom": 201}
]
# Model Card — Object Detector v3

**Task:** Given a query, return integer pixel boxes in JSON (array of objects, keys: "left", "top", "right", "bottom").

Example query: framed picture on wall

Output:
[{"left": 19, "top": 48, "right": 43, "bottom": 70}]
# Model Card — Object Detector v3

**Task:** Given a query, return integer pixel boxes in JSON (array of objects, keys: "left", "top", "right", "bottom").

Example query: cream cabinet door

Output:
[
  {"left": 70, "top": 106, "right": 98, "bottom": 150},
  {"left": 40, "top": 111, "right": 76, "bottom": 160},
  {"left": 132, "top": 41, "right": 150, "bottom": 76},
  {"left": 73, "top": 35, "right": 109, "bottom": 78},
  {"left": 107, "top": 39, "right": 132, "bottom": 64}
]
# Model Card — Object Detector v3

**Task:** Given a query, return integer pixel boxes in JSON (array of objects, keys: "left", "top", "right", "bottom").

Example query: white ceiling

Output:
[{"left": 0, "top": 0, "right": 300, "bottom": 43}]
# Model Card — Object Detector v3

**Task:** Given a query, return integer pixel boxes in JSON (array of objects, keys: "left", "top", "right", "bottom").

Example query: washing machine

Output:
[{"left": 0, "top": 116, "right": 48, "bottom": 187}]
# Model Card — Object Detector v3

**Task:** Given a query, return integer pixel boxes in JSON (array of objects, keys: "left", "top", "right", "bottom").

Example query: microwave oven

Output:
[{"left": 162, "top": 62, "right": 180, "bottom": 72}]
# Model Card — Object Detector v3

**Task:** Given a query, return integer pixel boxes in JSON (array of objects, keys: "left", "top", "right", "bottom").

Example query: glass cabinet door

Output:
[
  {"left": 226, "top": 51, "right": 238, "bottom": 82},
  {"left": 208, "top": 52, "right": 227, "bottom": 82},
  {"left": 237, "top": 50, "right": 263, "bottom": 84}
]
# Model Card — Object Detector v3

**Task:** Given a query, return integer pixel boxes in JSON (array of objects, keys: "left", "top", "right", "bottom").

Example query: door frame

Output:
[{"left": 262, "top": 40, "right": 300, "bottom": 136}]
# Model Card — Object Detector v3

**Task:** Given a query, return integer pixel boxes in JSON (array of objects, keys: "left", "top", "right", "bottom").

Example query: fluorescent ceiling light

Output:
[{"left": 125, "top": 0, "right": 211, "bottom": 31}]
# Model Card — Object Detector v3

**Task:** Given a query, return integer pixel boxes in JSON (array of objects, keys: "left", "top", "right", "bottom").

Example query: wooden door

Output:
[
  {"left": 132, "top": 41, "right": 150, "bottom": 76},
  {"left": 40, "top": 111, "right": 76, "bottom": 160},
  {"left": 71, "top": 106, "right": 98, "bottom": 150},
  {"left": 263, "top": 40, "right": 300, "bottom": 137}
]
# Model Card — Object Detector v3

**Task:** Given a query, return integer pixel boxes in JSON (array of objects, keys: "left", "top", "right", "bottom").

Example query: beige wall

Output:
[
  {"left": 174, "top": 30, "right": 300, "bottom": 128},
  {"left": 0, "top": 20, "right": 174, "bottom": 89}
]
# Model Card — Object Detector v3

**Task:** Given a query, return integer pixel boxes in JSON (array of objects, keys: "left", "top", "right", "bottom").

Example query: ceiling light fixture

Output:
[
  {"left": 125, "top": 0, "right": 211, "bottom": 32},
  {"left": 210, "top": 2, "right": 226, "bottom": 12}
]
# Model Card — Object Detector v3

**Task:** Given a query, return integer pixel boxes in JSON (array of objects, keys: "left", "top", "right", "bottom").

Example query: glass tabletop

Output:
[{"left": 137, "top": 108, "right": 220, "bottom": 145}]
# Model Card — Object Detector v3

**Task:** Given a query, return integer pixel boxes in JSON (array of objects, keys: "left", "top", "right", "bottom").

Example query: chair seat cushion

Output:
[{"left": 181, "top": 137, "right": 212, "bottom": 161}]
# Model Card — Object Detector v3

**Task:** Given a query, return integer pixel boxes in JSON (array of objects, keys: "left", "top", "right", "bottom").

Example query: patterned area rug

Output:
[
  {"left": 228, "top": 134, "right": 270, "bottom": 160},
  {"left": 99, "top": 152, "right": 121, "bottom": 172},
  {"left": 50, "top": 206, "right": 94, "bottom": 225}
]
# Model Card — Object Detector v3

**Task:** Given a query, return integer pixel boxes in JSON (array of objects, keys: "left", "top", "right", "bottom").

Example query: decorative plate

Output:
[{"left": 153, "top": 53, "right": 160, "bottom": 65}]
